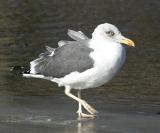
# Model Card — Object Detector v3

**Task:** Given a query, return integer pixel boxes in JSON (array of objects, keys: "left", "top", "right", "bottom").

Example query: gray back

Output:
[
  {"left": 41, "top": 43, "right": 94, "bottom": 78},
  {"left": 30, "top": 29, "right": 94, "bottom": 78}
]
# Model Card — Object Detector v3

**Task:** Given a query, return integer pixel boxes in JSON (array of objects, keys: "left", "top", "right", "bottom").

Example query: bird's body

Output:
[
  {"left": 23, "top": 23, "right": 134, "bottom": 119},
  {"left": 52, "top": 38, "right": 126, "bottom": 90}
]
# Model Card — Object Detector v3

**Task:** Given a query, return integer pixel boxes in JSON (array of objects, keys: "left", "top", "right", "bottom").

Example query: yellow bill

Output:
[{"left": 120, "top": 37, "right": 135, "bottom": 47}]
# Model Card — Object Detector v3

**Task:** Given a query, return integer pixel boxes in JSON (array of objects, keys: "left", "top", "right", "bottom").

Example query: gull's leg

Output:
[
  {"left": 65, "top": 86, "right": 97, "bottom": 115},
  {"left": 77, "top": 90, "right": 96, "bottom": 119},
  {"left": 77, "top": 90, "right": 82, "bottom": 118}
]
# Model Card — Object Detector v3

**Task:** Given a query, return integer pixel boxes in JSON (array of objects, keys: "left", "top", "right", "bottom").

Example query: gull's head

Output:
[{"left": 92, "top": 23, "right": 135, "bottom": 47}]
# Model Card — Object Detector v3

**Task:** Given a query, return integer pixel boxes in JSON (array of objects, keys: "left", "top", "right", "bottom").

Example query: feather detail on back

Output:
[
  {"left": 29, "top": 29, "right": 92, "bottom": 77},
  {"left": 30, "top": 46, "right": 54, "bottom": 74},
  {"left": 67, "top": 29, "right": 89, "bottom": 41}
]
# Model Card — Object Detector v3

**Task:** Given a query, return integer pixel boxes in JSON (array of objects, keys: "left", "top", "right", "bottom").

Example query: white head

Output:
[{"left": 92, "top": 23, "right": 135, "bottom": 47}]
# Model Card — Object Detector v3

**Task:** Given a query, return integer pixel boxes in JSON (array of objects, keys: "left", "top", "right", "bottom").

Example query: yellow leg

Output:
[
  {"left": 65, "top": 86, "right": 97, "bottom": 116},
  {"left": 77, "top": 90, "right": 96, "bottom": 119}
]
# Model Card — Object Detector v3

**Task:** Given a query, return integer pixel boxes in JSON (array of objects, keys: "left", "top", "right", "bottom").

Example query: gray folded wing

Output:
[
  {"left": 30, "top": 30, "right": 94, "bottom": 78},
  {"left": 41, "top": 43, "right": 93, "bottom": 78}
]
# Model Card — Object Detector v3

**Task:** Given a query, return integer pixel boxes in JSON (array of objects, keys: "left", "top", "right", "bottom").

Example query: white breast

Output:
[{"left": 87, "top": 39, "right": 126, "bottom": 88}]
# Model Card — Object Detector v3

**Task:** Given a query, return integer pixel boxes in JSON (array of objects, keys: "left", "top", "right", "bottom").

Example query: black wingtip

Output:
[{"left": 10, "top": 66, "right": 30, "bottom": 75}]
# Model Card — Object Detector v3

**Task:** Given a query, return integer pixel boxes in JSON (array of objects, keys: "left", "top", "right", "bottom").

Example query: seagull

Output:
[{"left": 23, "top": 23, "right": 135, "bottom": 119}]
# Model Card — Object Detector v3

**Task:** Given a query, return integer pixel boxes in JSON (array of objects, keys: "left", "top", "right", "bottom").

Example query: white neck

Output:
[{"left": 90, "top": 35, "right": 122, "bottom": 50}]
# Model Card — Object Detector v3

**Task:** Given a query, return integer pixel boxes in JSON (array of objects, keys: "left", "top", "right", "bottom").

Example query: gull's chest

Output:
[
  {"left": 88, "top": 42, "right": 126, "bottom": 87},
  {"left": 90, "top": 42, "right": 125, "bottom": 68}
]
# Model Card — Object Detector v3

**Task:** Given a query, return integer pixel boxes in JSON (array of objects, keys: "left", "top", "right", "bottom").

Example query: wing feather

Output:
[
  {"left": 42, "top": 43, "right": 93, "bottom": 77},
  {"left": 30, "top": 30, "right": 93, "bottom": 78}
]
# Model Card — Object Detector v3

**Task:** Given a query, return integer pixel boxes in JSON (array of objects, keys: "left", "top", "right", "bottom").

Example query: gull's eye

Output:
[{"left": 106, "top": 30, "right": 115, "bottom": 37}]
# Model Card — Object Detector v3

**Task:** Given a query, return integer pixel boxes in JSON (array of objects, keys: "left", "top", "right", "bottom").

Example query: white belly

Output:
[{"left": 52, "top": 42, "right": 126, "bottom": 90}]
